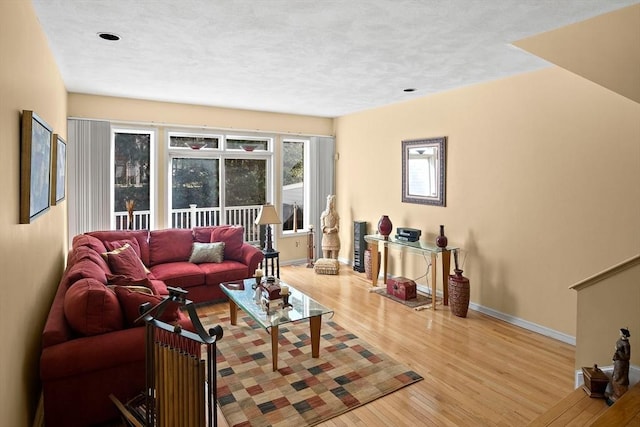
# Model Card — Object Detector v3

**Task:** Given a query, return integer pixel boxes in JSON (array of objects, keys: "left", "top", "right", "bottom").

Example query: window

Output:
[
  {"left": 226, "top": 137, "right": 269, "bottom": 152},
  {"left": 169, "top": 135, "right": 220, "bottom": 150},
  {"left": 99, "top": 125, "right": 333, "bottom": 250},
  {"left": 167, "top": 131, "right": 271, "bottom": 242},
  {"left": 282, "top": 138, "right": 308, "bottom": 233},
  {"left": 112, "top": 128, "right": 154, "bottom": 230}
]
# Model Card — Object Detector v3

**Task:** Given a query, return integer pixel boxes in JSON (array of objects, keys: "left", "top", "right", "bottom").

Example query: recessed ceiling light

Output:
[
  {"left": 98, "top": 32, "right": 120, "bottom": 41},
  {"left": 403, "top": 88, "right": 417, "bottom": 92}
]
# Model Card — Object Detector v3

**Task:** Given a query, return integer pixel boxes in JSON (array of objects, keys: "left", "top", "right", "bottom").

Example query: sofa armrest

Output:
[
  {"left": 240, "top": 244, "right": 264, "bottom": 275},
  {"left": 42, "top": 279, "right": 73, "bottom": 348}
]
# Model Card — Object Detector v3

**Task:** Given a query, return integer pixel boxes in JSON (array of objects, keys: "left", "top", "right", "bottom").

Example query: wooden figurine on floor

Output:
[{"left": 607, "top": 327, "right": 631, "bottom": 405}]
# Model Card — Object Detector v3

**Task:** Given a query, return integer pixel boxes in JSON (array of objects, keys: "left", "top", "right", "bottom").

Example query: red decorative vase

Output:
[
  {"left": 448, "top": 269, "right": 470, "bottom": 317},
  {"left": 435, "top": 224, "right": 448, "bottom": 248},
  {"left": 377, "top": 215, "right": 393, "bottom": 239}
]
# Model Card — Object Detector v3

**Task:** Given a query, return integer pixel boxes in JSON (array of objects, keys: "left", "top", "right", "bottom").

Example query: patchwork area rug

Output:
[
  {"left": 202, "top": 312, "right": 423, "bottom": 427},
  {"left": 373, "top": 288, "right": 443, "bottom": 310}
]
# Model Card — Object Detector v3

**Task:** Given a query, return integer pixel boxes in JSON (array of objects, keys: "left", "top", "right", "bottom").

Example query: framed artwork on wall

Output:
[
  {"left": 20, "top": 110, "right": 53, "bottom": 224},
  {"left": 51, "top": 134, "right": 67, "bottom": 205}
]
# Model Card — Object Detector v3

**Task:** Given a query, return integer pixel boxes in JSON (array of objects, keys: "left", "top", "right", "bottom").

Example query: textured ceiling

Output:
[{"left": 31, "top": 0, "right": 638, "bottom": 118}]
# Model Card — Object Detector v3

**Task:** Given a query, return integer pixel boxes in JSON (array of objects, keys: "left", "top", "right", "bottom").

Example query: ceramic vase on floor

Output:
[
  {"left": 448, "top": 249, "right": 470, "bottom": 317},
  {"left": 364, "top": 249, "right": 381, "bottom": 280}
]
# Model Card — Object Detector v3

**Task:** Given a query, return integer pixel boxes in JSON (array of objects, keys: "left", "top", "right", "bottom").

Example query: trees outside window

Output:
[
  {"left": 172, "top": 158, "right": 219, "bottom": 209},
  {"left": 225, "top": 158, "right": 266, "bottom": 206},
  {"left": 113, "top": 129, "right": 154, "bottom": 229}
]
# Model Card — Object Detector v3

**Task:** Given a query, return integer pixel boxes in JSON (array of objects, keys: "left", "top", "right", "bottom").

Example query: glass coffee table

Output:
[{"left": 220, "top": 278, "right": 334, "bottom": 372}]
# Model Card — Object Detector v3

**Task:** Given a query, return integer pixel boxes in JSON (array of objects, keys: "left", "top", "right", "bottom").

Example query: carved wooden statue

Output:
[
  {"left": 609, "top": 327, "right": 631, "bottom": 404},
  {"left": 320, "top": 195, "right": 340, "bottom": 259}
]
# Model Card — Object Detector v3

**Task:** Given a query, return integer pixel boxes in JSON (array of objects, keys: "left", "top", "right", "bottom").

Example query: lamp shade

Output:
[{"left": 255, "top": 204, "right": 281, "bottom": 225}]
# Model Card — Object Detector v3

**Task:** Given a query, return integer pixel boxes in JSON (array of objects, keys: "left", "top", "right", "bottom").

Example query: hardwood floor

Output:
[{"left": 207, "top": 263, "right": 576, "bottom": 427}]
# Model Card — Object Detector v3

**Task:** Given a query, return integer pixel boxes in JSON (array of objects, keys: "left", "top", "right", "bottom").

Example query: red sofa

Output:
[{"left": 40, "top": 226, "right": 263, "bottom": 427}]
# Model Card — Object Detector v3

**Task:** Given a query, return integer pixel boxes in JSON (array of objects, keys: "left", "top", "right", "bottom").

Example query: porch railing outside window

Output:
[
  {"left": 113, "top": 204, "right": 261, "bottom": 244},
  {"left": 114, "top": 210, "right": 151, "bottom": 231}
]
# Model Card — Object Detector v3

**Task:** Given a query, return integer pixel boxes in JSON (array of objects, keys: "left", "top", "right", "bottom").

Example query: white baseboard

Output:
[
  {"left": 414, "top": 282, "right": 576, "bottom": 345},
  {"left": 468, "top": 301, "right": 576, "bottom": 345},
  {"left": 280, "top": 258, "right": 308, "bottom": 266},
  {"left": 575, "top": 365, "right": 640, "bottom": 389}
]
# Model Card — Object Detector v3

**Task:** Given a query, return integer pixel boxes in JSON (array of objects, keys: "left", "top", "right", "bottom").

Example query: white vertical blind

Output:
[
  {"left": 310, "top": 136, "right": 335, "bottom": 260},
  {"left": 67, "top": 119, "right": 111, "bottom": 246}
]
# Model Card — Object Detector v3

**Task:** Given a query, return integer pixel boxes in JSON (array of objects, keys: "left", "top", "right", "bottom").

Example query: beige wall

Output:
[
  {"left": 515, "top": 4, "right": 640, "bottom": 104},
  {"left": 0, "top": 2, "right": 68, "bottom": 427},
  {"left": 574, "top": 260, "right": 640, "bottom": 369},
  {"left": 68, "top": 93, "right": 334, "bottom": 137},
  {"left": 334, "top": 67, "right": 640, "bottom": 337}
]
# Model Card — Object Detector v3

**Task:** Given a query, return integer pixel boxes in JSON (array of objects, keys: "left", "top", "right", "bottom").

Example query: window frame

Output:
[
  {"left": 166, "top": 129, "right": 275, "bottom": 228},
  {"left": 281, "top": 137, "right": 311, "bottom": 235}
]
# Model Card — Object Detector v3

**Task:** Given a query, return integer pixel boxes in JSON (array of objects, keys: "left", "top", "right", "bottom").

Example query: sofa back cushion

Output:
[
  {"left": 72, "top": 234, "right": 107, "bottom": 254},
  {"left": 64, "top": 278, "right": 124, "bottom": 336},
  {"left": 66, "top": 259, "right": 109, "bottom": 286},
  {"left": 149, "top": 229, "right": 194, "bottom": 266},
  {"left": 193, "top": 226, "right": 217, "bottom": 243},
  {"left": 210, "top": 226, "right": 245, "bottom": 262},
  {"left": 87, "top": 230, "right": 150, "bottom": 266},
  {"left": 69, "top": 245, "right": 111, "bottom": 275}
]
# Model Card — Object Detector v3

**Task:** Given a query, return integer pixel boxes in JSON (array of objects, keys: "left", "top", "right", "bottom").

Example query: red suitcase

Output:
[{"left": 386, "top": 277, "right": 417, "bottom": 300}]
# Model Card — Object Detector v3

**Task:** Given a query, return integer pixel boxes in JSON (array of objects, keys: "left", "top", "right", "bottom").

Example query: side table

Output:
[
  {"left": 364, "top": 235, "right": 457, "bottom": 310},
  {"left": 261, "top": 250, "right": 280, "bottom": 278}
]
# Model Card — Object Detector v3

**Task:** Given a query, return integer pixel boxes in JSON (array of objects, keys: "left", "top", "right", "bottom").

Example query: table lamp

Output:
[{"left": 255, "top": 203, "right": 281, "bottom": 253}]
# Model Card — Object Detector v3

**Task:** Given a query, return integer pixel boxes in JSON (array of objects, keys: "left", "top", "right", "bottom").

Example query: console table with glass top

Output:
[
  {"left": 364, "top": 234, "right": 457, "bottom": 310},
  {"left": 221, "top": 278, "right": 334, "bottom": 371}
]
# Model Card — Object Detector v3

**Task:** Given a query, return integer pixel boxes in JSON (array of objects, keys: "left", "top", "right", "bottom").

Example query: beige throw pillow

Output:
[{"left": 189, "top": 242, "right": 225, "bottom": 264}]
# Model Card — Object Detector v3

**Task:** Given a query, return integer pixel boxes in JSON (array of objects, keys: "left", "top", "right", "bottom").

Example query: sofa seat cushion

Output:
[
  {"left": 149, "top": 262, "right": 204, "bottom": 288},
  {"left": 149, "top": 229, "right": 194, "bottom": 266},
  {"left": 40, "top": 327, "right": 146, "bottom": 381},
  {"left": 88, "top": 230, "right": 151, "bottom": 266},
  {"left": 199, "top": 260, "right": 249, "bottom": 285},
  {"left": 64, "top": 278, "right": 124, "bottom": 336}
]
